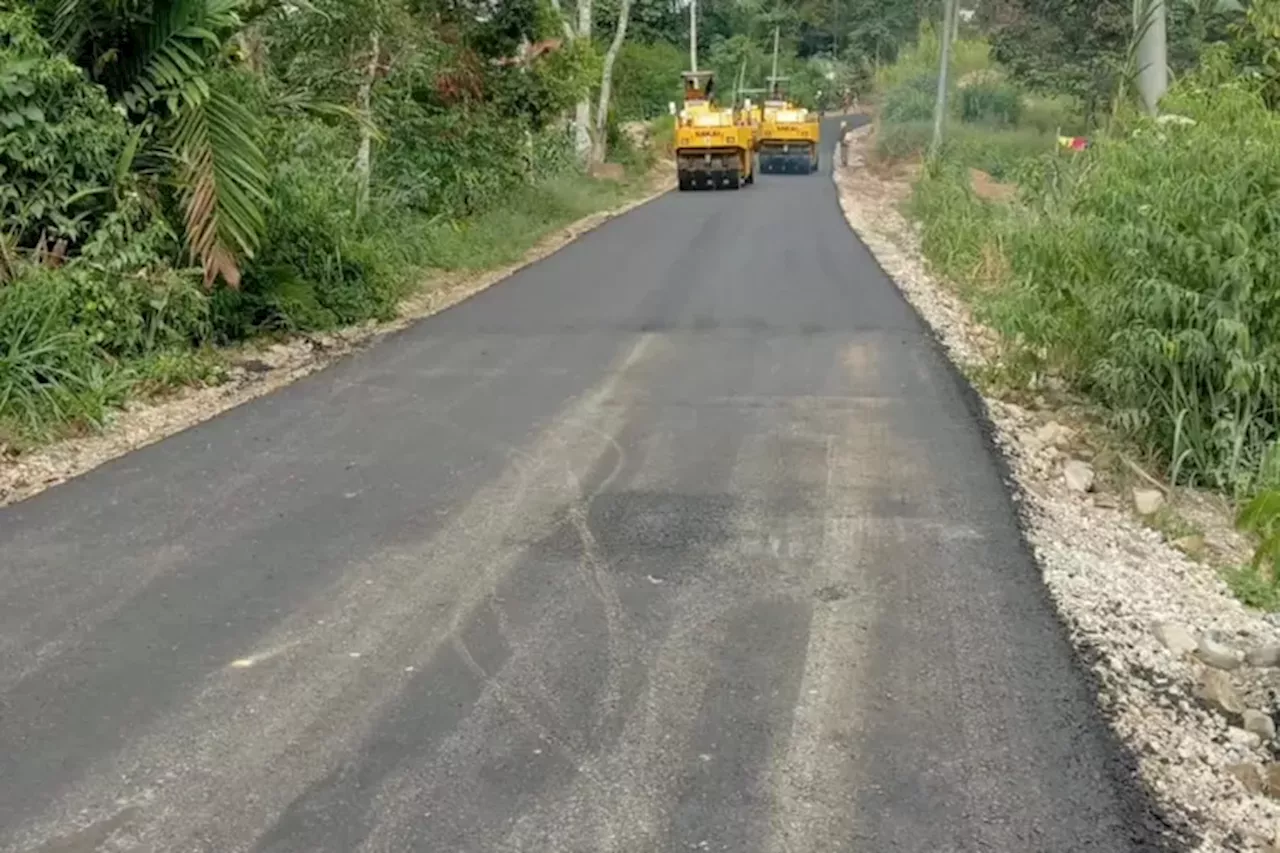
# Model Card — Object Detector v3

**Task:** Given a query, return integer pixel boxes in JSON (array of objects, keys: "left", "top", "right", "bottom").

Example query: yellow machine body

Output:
[
  {"left": 757, "top": 98, "right": 820, "bottom": 174},
  {"left": 674, "top": 72, "right": 755, "bottom": 191}
]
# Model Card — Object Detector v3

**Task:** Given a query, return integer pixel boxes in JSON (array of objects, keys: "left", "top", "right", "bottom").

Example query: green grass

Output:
[
  {"left": 877, "top": 36, "right": 1280, "bottom": 611},
  {"left": 879, "top": 32, "right": 1280, "bottom": 502},
  {"left": 0, "top": 163, "right": 656, "bottom": 449},
  {"left": 875, "top": 120, "right": 1054, "bottom": 179},
  {"left": 388, "top": 173, "right": 646, "bottom": 272},
  {"left": 1224, "top": 564, "right": 1280, "bottom": 612}
]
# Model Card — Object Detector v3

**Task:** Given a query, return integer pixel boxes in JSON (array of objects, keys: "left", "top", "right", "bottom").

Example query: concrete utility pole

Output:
[
  {"left": 930, "top": 0, "right": 956, "bottom": 159},
  {"left": 832, "top": 0, "right": 839, "bottom": 57},
  {"left": 689, "top": 0, "right": 698, "bottom": 72},
  {"left": 1135, "top": 0, "right": 1168, "bottom": 115},
  {"left": 771, "top": 26, "right": 781, "bottom": 81}
]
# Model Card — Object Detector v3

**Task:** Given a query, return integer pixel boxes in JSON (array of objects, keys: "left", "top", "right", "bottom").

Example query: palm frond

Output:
[
  {"left": 52, "top": 0, "right": 89, "bottom": 49},
  {"left": 123, "top": 0, "right": 244, "bottom": 112},
  {"left": 171, "top": 84, "right": 270, "bottom": 288}
]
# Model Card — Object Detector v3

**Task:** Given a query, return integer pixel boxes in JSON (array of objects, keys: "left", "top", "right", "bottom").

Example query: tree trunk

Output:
[
  {"left": 547, "top": 0, "right": 593, "bottom": 159},
  {"left": 355, "top": 30, "right": 380, "bottom": 218},
  {"left": 572, "top": 0, "right": 594, "bottom": 161},
  {"left": 591, "top": 0, "right": 633, "bottom": 165},
  {"left": 575, "top": 100, "right": 592, "bottom": 160}
]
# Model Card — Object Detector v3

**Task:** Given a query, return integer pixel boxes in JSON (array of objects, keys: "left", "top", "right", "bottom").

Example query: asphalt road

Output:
[{"left": 1, "top": 120, "right": 1177, "bottom": 853}]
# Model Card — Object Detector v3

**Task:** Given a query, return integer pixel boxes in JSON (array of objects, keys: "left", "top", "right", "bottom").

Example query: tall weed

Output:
[
  {"left": 0, "top": 277, "right": 121, "bottom": 438},
  {"left": 979, "top": 83, "right": 1280, "bottom": 494}
]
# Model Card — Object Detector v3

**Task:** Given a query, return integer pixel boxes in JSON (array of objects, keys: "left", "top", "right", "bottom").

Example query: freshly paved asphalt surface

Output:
[{"left": 1, "top": 120, "right": 1177, "bottom": 852}]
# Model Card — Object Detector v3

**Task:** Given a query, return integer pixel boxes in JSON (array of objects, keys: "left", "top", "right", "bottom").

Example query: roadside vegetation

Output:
[
  {"left": 867, "top": 0, "right": 1280, "bottom": 602},
  {"left": 0, "top": 0, "right": 877, "bottom": 454}
]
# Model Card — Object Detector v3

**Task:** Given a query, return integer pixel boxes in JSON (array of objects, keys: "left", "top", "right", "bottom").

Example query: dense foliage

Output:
[
  {"left": 0, "top": 0, "right": 624, "bottom": 443},
  {"left": 0, "top": 0, "right": 890, "bottom": 445},
  {"left": 875, "top": 0, "right": 1280, "bottom": 504}
]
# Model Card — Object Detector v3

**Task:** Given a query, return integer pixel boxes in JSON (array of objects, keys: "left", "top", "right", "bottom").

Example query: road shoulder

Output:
[
  {"left": 0, "top": 168, "right": 675, "bottom": 510},
  {"left": 834, "top": 120, "right": 1280, "bottom": 853}
]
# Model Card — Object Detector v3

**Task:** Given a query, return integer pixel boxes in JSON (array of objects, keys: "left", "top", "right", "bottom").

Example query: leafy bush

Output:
[
  {"left": 972, "top": 82, "right": 1280, "bottom": 494},
  {"left": 66, "top": 198, "right": 210, "bottom": 357},
  {"left": 958, "top": 79, "right": 1022, "bottom": 126},
  {"left": 377, "top": 102, "right": 531, "bottom": 220},
  {"left": 880, "top": 72, "right": 938, "bottom": 123},
  {"left": 611, "top": 40, "right": 684, "bottom": 120},
  {"left": 0, "top": 8, "right": 127, "bottom": 253},
  {"left": 873, "top": 119, "right": 932, "bottom": 161},
  {"left": 213, "top": 119, "right": 393, "bottom": 338}
]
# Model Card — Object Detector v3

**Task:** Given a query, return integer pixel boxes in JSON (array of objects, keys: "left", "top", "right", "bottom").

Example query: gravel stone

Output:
[
  {"left": 1199, "top": 633, "right": 1246, "bottom": 671},
  {"left": 1245, "top": 710, "right": 1277, "bottom": 742},
  {"left": 1229, "top": 727, "right": 1264, "bottom": 749},
  {"left": 1248, "top": 645, "right": 1280, "bottom": 668},
  {"left": 1153, "top": 621, "right": 1198, "bottom": 657},
  {"left": 1199, "top": 669, "right": 1247, "bottom": 717},
  {"left": 1172, "top": 535, "right": 1207, "bottom": 558},
  {"left": 1134, "top": 488, "right": 1166, "bottom": 516},
  {"left": 1064, "top": 459, "right": 1095, "bottom": 493},
  {"left": 1036, "top": 421, "right": 1073, "bottom": 447},
  {"left": 1230, "top": 762, "right": 1267, "bottom": 795}
]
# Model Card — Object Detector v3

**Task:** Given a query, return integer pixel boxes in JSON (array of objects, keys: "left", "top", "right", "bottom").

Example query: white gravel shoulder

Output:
[{"left": 834, "top": 122, "right": 1280, "bottom": 853}]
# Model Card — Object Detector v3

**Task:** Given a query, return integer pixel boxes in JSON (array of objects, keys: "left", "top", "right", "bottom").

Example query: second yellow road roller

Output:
[{"left": 756, "top": 28, "right": 821, "bottom": 174}]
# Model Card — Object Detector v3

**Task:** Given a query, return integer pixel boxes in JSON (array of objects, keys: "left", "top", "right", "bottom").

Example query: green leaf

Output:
[
  {"left": 114, "top": 124, "right": 147, "bottom": 189},
  {"left": 1238, "top": 489, "right": 1280, "bottom": 532},
  {"left": 170, "top": 84, "right": 269, "bottom": 288},
  {"left": 123, "top": 0, "right": 245, "bottom": 109}
]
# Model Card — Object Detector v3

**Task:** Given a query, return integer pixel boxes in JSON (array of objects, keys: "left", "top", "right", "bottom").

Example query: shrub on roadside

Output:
[
  {"left": 611, "top": 41, "right": 684, "bottom": 120},
  {"left": 0, "top": 273, "right": 125, "bottom": 439},
  {"left": 213, "top": 115, "right": 404, "bottom": 340},
  {"left": 909, "top": 160, "right": 1010, "bottom": 290},
  {"left": 66, "top": 198, "right": 210, "bottom": 357},
  {"left": 0, "top": 9, "right": 128, "bottom": 254},
  {"left": 957, "top": 79, "right": 1022, "bottom": 126},
  {"left": 977, "top": 82, "right": 1280, "bottom": 494},
  {"left": 875, "top": 120, "right": 1051, "bottom": 180},
  {"left": 880, "top": 72, "right": 938, "bottom": 124}
]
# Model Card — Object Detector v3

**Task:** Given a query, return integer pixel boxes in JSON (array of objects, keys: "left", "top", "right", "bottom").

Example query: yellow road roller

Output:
[
  {"left": 674, "top": 70, "right": 756, "bottom": 191},
  {"left": 756, "top": 29, "right": 821, "bottom": 174}
]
